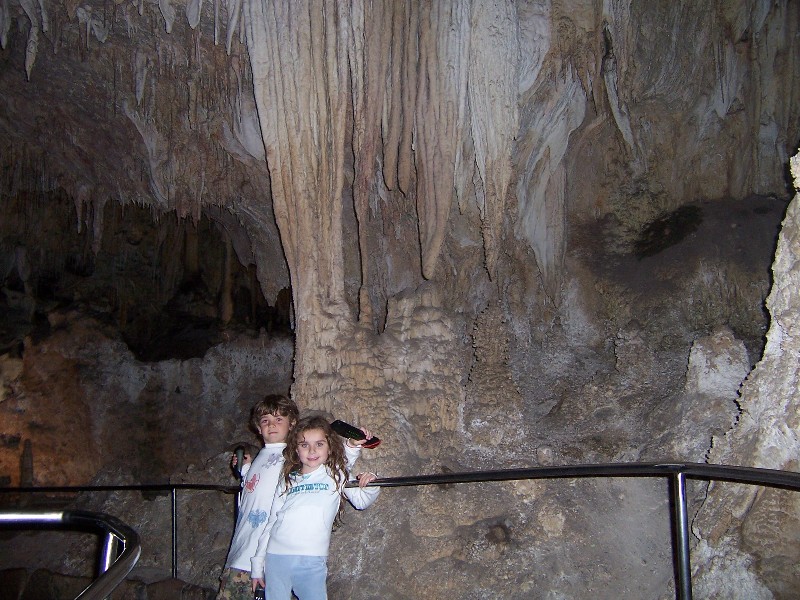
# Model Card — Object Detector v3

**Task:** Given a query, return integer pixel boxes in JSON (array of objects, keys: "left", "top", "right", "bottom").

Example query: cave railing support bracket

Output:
[{"left": 672, "top": 471, "right": 692, "bottom": 600}]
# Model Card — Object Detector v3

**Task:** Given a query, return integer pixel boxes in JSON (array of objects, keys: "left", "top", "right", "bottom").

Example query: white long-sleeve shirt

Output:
[
  {"left": 250, "top": 462, "right": 379, "bottom": 578},
  {"left": 223, "top": 442, "right": 287, "bottom": 571}
]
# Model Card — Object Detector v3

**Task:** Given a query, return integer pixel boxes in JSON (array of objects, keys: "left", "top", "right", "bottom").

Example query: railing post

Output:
[
  {"left": 171, "top": 487, "right": 178, "bottom": 579},
  {"left": 97, "top": 532, "right": 120, "bottom": 600},
  {"left": 98, "top": 532, "right": 119, "bottom": 575},
  {"left": 671, "top": 472, "right": 693, "bottom": 600}
]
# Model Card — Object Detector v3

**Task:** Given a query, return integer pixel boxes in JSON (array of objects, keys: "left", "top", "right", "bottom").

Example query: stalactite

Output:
[
  {"left": 213, "top": 0, "right": 219, "bottom": 45},
  {"left": 349, "top": 0, "right": 392, "bottom": 321},
  {"left": 91, "top": 196, "right": 107, "bottom": 254},
  {"left": 517, "top": 65, "right": 586, "bottom": 297},
  {"left": 158, "top": 0, "right": 176, "bottom": 34},
  {"left": 219, "top": 234, "right": 233, "bottom": 326},
  {"left": 468, "top": 0, "right": 519, "bottom": 280},
  {"left": 244, "top": 0, "right": 353, "bottom": 380},
  {"left": 600, "top": 22, "right": 636, "bottom": 160},
  {"left": 381, "top": 1, "right": 407, "bottom": 193},
  {"left": 414, "top": 0, "right": 470, "bottom": 279},
  {"left": 76, "top": 6, "right": 109, "bottom": 46},
  {"left": 186, "top": 0, "right": 202, "bottom": 30},
  {"left": 35, "top": 0, "right": 47, "bottom": 33},
  {"left": 187, "top": 69, "right": 197, "bottom": 130},
  {"left": 123, "top": 100, "right": 171, "bottom": 208},
  {"left": 238, "top": 1, "right": 245, "bottom": 47},
  {"left": 0, "top": 0, "right": 10, "bottom": 49},
  {"left": 19, "top": 0, "right": 40, "bottom": 79},
  {"left": 226, "top": 0, "right": 240, "bottom": 56}
]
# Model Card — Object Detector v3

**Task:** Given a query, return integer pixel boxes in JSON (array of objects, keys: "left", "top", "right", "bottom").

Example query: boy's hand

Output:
[
  {"left": 252, "top": 577, "right": 265, "bottom": 591},
  {"left": 231, "top": 452, "right": 252, "bottom": 467}
]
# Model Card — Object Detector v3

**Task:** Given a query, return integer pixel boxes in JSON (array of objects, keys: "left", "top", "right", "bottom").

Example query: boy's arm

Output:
[{"left": 250, "top": 483, "right": 286, "bottom": 578}]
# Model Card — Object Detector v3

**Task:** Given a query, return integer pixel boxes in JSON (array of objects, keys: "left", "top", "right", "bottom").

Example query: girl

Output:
[{"left": 250, "top": 415, "right": 380, "bottom": 600}]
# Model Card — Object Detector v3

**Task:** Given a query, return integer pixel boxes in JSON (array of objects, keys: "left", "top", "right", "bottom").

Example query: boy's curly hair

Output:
[
  {"left": 249, "top": 394, "right": 299, "bottom": 433},
  {"left": 281, "top": 415, "right": 349, "bottom": 490}
]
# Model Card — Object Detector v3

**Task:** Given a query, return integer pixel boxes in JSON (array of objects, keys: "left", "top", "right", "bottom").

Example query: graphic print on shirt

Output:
[
  {"left": 265, "top": 452, "right": 283, "bottom": 466},
  {"left": 244, "top": 472, "right": 259, "bottom": 493},
  {"left": 247, "top": 509, "right": 269, "bottom": 529},
  {"left": 243, "top": 451, "right": 283, "bottom": 494},
  {"left": 287, "top": 481, "right": 331, "bottom": 495}
]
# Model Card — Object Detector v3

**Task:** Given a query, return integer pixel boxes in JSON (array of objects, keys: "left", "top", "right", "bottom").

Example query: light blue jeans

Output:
[{"left": 264, "top": 554, "right": 328, "bottom": 600}]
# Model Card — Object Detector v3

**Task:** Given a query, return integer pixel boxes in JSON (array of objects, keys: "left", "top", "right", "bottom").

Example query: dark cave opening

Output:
[{"left": 0, "top": 191, "right": 293, "bottom": 362}]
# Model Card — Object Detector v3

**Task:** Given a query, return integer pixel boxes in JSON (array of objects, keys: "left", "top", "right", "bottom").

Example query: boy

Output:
[{"left": 217, "top": 394, "right": 299, "bottom": 600}]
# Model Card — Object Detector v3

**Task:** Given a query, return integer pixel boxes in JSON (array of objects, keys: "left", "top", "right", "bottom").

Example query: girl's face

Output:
[
  {"left": 258, "top": 413, "right": 293, "bottom": 444},
  {"left": 296, "top": 428, "right": 330, "bottom": 474}
]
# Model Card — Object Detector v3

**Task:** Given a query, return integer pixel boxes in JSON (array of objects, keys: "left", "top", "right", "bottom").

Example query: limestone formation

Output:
[{"left": 1, "top": 1, "right": 799, "bottom": 599}]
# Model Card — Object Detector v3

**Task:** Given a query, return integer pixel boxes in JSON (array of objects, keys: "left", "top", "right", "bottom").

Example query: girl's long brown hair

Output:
[{"left": 281, "top": 415, "right": 349, "bottom": 490}]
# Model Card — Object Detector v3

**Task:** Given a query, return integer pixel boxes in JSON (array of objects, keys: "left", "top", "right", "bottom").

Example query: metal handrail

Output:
[
  {"left": 0, "top": 483, "right": 239, "bottom": 494},
  {"left": 350, "top": 461, "right": 800, "bottom": 600},
  {"left": 0, "top": 509, "right": 141, "bottom": 600},
  {"left": 3, "top": 463, "right": 799, "bottom": 600},
  {"left": 357, "top": 461, "right": 800, "bottom": 489}
]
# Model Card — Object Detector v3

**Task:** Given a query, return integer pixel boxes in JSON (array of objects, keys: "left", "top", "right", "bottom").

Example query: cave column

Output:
[{"left": 244, "top": 0, "right": 355, "bottom": 397}]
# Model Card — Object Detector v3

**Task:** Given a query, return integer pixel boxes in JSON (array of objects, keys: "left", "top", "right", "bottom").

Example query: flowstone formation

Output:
[
  {"left": 1, "top": 0, "right": 800, "bottom": 598},
  {"left": 691, "top": 151, "right": 800, "bottom": 600}
]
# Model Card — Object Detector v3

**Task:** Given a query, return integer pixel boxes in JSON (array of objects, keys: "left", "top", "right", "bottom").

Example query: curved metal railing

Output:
[
  {"left": 0, "top": 509, "right": 141, "bottom": 600},
  {"left": 0, "top": 483, "right": 238, "bottom": 581}
]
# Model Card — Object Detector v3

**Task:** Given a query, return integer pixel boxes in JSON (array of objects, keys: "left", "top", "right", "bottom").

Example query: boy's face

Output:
[{"left": 258, "top": 413, "right": 293, "bottom": 444}]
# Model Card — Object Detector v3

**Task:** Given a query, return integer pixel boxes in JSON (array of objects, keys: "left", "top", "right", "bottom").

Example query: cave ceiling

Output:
[{"left": 0, "top": 0, "right": 798, "bottom": 376}]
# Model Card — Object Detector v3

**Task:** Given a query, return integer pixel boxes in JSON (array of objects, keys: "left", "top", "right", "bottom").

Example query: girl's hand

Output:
[
  {"left": 346, "top": 427, "right": 373, "bottom": 448},
  {"left": 356, "top": 472, "right": 377, "bottom": 488}
]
